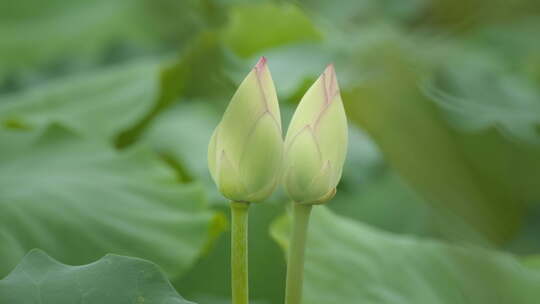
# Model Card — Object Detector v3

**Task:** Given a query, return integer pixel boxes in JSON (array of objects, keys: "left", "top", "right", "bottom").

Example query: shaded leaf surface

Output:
[
  {"left": 0, "top": 32, "right": 231, "bottom": 147},
  {"left": 341, "top": 32, "right": 523, "bottom": 242},
  {"left": 272, "top": 207, "right": 540, "bottom": 304},
  {"left": 0, "top": 59, "right": 161, "bottom": 141},
  {"left": 0, "top": 126, "right": 220, "bottom": 278},
  {"left": 144, "top": 101, "right": 220, "bottom": 180},
  {"left": 223, "top": 3, "right": 322, "bottom": 58},
  {"left": 426, "top": 46, "right": 540, "bottom": 144},
  {"left": 425, "top": 47, "right": 540, "bottom": 204},
  {"left": 143, "top": 102, "right": 223, "bottom": 204},
  {"left": 0, "top": 249, "right": 195, "bottom": 304}
]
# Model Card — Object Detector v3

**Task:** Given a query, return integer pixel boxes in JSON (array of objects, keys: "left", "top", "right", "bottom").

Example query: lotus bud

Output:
[
  {"left": 283, "top": 64, "right": 348, "bottom": 204},
  {"left": 208, "top": 57, "right": 283, "bottom": 202}
]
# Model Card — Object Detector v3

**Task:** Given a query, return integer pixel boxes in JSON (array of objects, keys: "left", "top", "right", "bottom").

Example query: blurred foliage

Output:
[
  {"left": 342, "top": 33, "right": 523, "bottom": 243},
  {"left": 1, "top": 0, "right": 540, "bottom": 303},
  {"left": 222, "top": 3, "right": 322, "bottom": 57},
  {"left": 0, "top": 0, "right": 209, "bottom": 81},
  {"left": 175, "top": 203, "right": 287, "bottom": 304}
]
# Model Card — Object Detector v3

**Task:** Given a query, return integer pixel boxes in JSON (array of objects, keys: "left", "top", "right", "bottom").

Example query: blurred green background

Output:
[{"left": 1, "top": 0, "right": 540, "bottom": 303}]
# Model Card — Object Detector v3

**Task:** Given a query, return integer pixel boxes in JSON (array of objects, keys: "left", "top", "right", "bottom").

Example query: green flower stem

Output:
[
  {"left": 285, "top": 203, "right": 313, "bottom": 304},
  {"left": 231, "top": 201, "right": 250, "bottom": 304}
]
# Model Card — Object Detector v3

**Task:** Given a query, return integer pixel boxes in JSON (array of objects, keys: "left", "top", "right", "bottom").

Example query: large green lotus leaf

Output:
[
  {"left": 0, "top": 32, "right": 231, "bottom": 148},
  {"left": 0, "top": 59, "right": 161, "bottom": 141},
  {"left": 222, "top": 2, "right": 322, "bottom": 58},
  {"left": 271, "top": 207, "right": 540, "bottom": 304},
  {"left": 0, "top": 249, "right": 195, "bottom": 304},
  {"left": 0, "top": 126, "right": 223, "bottom": 278}
]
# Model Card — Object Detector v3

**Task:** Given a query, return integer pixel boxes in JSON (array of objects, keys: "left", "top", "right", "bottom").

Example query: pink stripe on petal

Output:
[{"left": 323, "top": 64, "right": 338, "bottom": 105}]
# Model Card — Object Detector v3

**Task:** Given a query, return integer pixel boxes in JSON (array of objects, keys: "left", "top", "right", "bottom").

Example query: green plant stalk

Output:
[
  {"left": 231, "top": 201, "right": 250, "bottom": 304},
  {"left": 285, "top": 203, "right": 313, "bottom": 304}
]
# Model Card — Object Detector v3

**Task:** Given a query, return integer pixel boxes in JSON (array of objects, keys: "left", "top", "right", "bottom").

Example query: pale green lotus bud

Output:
[
  {"left": 283, "top": 64, "right": 348, "bottom": 204},
  {"left": 208, "top": 57, "right": 283, "bottom": 202}
]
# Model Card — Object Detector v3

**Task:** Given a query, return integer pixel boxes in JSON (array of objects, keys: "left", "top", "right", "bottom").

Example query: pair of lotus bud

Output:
[{"left": 208, "top": 57, "right": 347, "bottom": 205}]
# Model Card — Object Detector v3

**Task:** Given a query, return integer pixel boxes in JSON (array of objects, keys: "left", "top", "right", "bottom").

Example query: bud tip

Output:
[
  {"left": 325, "top": 63, "right": 335, "bottom": 74},
  {"left": 322, "top": 63, "right": 338, "bottom": 104},
  {"left": 255, "top": 56, "right": 267, "bottom": 69}
]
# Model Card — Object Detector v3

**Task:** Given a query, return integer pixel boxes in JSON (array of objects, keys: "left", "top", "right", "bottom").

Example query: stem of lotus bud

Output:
[
  {"left": 285, "top": 202, "right": 313, "bottom": 304},
  {"left": 231, "top": 201, "right": 250, "bottom": 304}
]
